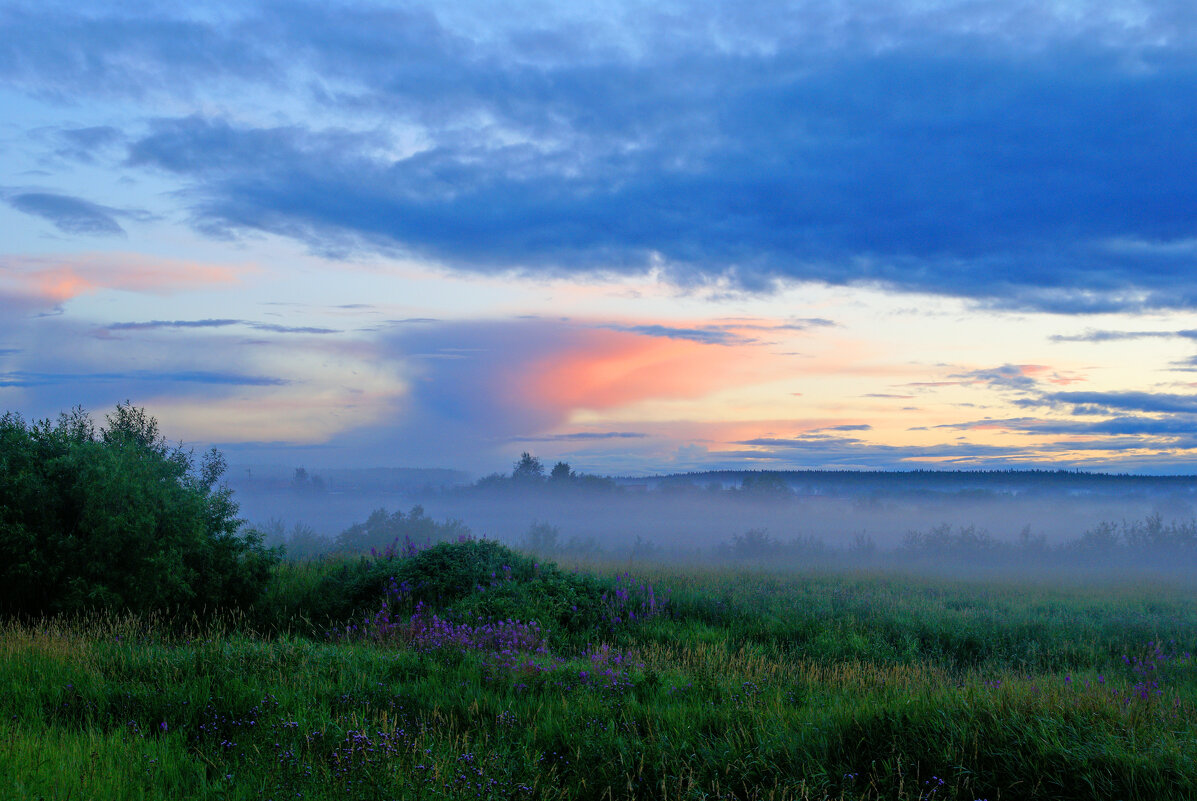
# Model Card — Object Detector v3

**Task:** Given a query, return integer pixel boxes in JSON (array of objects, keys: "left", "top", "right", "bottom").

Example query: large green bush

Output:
[{"left": 0, "top": 404, "right": 277, "bottom": 617}]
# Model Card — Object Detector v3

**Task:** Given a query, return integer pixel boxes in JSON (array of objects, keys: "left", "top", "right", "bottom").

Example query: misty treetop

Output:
[
  {"left": 512, "top": 452, "right": 545, "bottom": 482},
  {"left": 0, "top": 404, "right": 277, "bottom": 617},
  {"left": 332, "top": 505, "right": 472, "bottom": 556},
  {"left": 470, "top": 452, "right": 616, "bottom": 493}
]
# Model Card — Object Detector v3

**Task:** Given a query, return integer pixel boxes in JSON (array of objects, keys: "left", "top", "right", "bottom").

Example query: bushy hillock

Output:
[
  {"left": 265, "top": 539, "right": 664, "bottom": 646},
  {"left": 391, "top": 540, "right": 612, "bottom": 633}
]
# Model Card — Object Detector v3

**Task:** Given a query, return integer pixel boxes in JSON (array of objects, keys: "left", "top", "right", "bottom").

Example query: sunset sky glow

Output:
[{"left": 4, "top": 1, "right": 1197, "bottom": 475}]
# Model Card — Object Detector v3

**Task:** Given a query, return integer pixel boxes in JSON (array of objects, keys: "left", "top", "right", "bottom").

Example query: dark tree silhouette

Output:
[{"left": 512, "top": 452, "right": 545, "bottom": 482}]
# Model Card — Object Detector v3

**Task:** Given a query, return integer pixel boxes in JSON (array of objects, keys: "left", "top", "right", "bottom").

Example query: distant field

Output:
[{"left": 4, "top": 544, "right": 1196, "bottom": 800}]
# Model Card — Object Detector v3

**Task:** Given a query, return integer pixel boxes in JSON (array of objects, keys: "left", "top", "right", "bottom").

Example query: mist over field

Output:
[{"left": 229, "top": 462, "right": 1197, "bottom": 561}]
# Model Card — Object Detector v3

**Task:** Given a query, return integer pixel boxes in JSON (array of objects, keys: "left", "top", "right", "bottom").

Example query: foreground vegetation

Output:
[
  {"left": 4, "top": 407, "right": 1196, "bottom": 798},
  {"left": 5, "top": 541, "right": 1197, "bottom": 800}
]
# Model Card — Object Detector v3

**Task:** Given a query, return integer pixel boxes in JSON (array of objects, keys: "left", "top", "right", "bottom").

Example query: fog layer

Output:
[{"left": 230, "top": 466, "right": 1194, "bottom": 556}]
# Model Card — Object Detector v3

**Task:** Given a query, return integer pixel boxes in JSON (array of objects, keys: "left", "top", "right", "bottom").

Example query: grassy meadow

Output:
[{"left": 4, "top": 539, "right": 1196, "bottom": 801}]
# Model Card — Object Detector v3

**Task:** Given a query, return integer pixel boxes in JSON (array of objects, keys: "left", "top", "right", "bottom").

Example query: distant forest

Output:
[
  {"left": 229, "top": 457, "right": 1197, "bottom": 500},
  {"left": 645, "top": 468, "right": 1197, "bottom": 494}
]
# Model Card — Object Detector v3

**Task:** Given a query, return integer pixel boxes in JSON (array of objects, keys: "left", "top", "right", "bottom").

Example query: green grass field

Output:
[{"left": 4, "top": 542, "right": 1196, "bottom": 800}]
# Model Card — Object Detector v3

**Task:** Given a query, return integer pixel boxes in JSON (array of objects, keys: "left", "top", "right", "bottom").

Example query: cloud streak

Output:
[
  {"left": 1032, "top": 391, "right": 1197, "bottom": 415},
  {"left": 599, "top": 323, "right": 747, "bottom": 346},
  {"left": 938, "top": 415, "right": 1197, "bottom": 438},
  {"left": 1051, "top": 329, "right": 1197, "bottom": 343},
  {"left": 515, "top": 431, "right": 649, "bottom": 442},
  {"left": 106, "top": 319, "right": 340, "bottom": 335},
  {"left": 7, "top": 192, "right": 127, "bottom": 236},
  {"left": 0, "top": 369, "right": 287, "bottom": 387}
]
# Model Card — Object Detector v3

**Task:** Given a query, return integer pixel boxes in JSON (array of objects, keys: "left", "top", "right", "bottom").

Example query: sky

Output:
[{"left": 3, "top": 0, "right": 1197, "bottom": 476}]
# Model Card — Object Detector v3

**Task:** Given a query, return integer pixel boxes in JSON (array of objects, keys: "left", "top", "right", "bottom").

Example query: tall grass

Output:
[{"left": 4, "top": 550, "right": 1196, "bottom": 799}]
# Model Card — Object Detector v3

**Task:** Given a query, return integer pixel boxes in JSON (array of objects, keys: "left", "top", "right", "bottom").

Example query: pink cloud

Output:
[
  {"left": 517, "top": 328, "right": 773, "bottom": 413},
  {"left": 1, "top": 252, "right": 244, "bottom": 309},
  {"left": 376, "top": 318, "right": 791, "bottom": 465}
]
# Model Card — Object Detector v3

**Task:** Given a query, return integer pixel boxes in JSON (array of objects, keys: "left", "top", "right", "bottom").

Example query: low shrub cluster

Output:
[{"left": 260, "top": 536, "right": 664, "bottom": 647}]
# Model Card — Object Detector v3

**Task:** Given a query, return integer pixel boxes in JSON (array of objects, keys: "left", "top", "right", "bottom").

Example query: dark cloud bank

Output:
[{"left": 6, "top": 2, "right": 1197, "bottom": 310}]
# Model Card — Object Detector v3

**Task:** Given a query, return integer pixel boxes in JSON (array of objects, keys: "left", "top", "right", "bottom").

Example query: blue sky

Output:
[{"left": 3, "top": 0, "right": 1197, "bottom": 475}]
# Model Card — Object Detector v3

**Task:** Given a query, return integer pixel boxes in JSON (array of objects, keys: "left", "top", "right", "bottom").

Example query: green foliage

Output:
[
  {"left": 255, "top": 505, "right": 477, "bottom": 627},
  {"left": 0, "top": 404, "right": 277, "bottom": 617},
  {"left": 400, "top": 540, "right": 614, "bottom": 636},
  {"left": 250, "top": 556, "right": 374, "bottom": 632}
]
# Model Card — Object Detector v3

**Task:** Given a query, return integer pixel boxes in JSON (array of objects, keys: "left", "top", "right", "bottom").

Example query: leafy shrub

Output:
[
  {"left": 387, "top": 541, "right": 667, "bottom": 643},
  {"left": 0, "top": 404, "right": 277, "bottom": 617}
]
